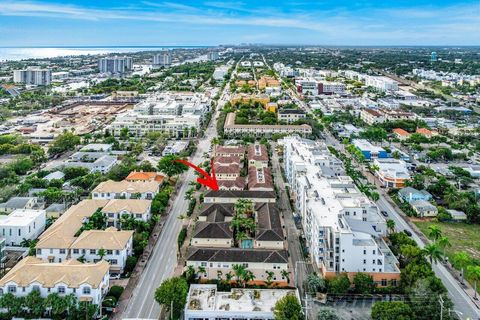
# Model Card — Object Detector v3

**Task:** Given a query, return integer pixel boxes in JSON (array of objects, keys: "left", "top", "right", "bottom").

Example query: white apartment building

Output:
[
  {"left": 110, "top": 92, "right": 210, "bottom": 138},
  {"left": 35, "top": 200, "right": 135, "bottom": 273},
  {"left": 153, "top": 51, "right": 172, "bottom": 67},
  {"left": 0, "top": 209, "right": 46, "bottom": 246},
  {"left": 98, "top": 56, "right": 133, "bottom": 74},
  {"left": 282, "top": 136, "right": 400, "bottom": 285},
  {"left": 184, "top": 284, "right": 299, "bottom": 320},
  {"left": 0, "top": 257, "right": 109, "bottom": 305},
  {"left": 92, "top": 180, "right": 160, "bottom": 200},
  {"left": 13, "top": 68, "right": 51, "bottom": 86},
  {"left": 101, "top": 199, "right": 152, "bottom": 228},
  {"left": 365, "top": 76, "right": 399, "bottom": 92}
]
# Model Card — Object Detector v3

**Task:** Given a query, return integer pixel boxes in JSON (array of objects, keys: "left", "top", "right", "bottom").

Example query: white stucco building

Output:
[{"left": 0, "top": 209, "right": 46, "bottom": 246}]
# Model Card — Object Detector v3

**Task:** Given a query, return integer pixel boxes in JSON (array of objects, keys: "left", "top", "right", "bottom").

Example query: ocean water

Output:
[{"left": 0, "top": 46, "right": 207, "bottom": 61}]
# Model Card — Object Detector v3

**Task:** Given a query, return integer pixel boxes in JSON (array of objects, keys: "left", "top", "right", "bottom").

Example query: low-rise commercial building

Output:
[
  {"left": 352, "top": 139, "right": 388, "bottom": 161},
  {"left": 373, "top": 158, "right": 411, "bottom": 188},
  {"left": 184, "top": 284, "right": 299, "bottom": 320}
]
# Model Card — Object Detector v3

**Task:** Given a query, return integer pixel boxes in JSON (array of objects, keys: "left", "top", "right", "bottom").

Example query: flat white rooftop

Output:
[
  {"left": 186, "top": 284, "right": 298, "bottom": 313},
  {"left": 0, "top": 209, "right": 45, "bottom": 227}
]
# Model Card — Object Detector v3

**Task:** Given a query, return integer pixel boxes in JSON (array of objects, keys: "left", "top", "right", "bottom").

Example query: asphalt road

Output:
[{"left": 121, "top": 66, "right": 233, "bottom": 320}]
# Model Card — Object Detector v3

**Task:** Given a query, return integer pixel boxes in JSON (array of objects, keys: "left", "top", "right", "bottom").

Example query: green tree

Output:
[
  {"left": 154, "top": 277, "right": 189, "bottom": 320},
  {"left": 327, "top": 273, "right": 351, "bottom": 295},
  {"left": 427, "top": 225, "right": 442, "bottom": 242},
  {"left": 273, "top": 294, "right": 303, "bottom": 320},
  {"left": 371, "top": 301, "right": 412, "bottom": 320},
  {"left": 386, "top": 219, "right": 395, "bottom": 233},
  {"left": 48, "top": 131, "right": 81, "bottom": 156},
  {"left": 305, "top": 273, "right": 326, "bottom": 295},
  {"left": 467, "top": 265, "right": 480, "bottom": 299},
  {"left": 157, "top": 155, "right": 189, "bottom": 177},
  {"left": 98, "top": 248, "right": 107, "bottom": 260},
  {"left": 422, "top": 243, "right": 443, "bottom": 265},
  {"left": 25, "top": 290, "right": 45, "bottom": 318},
  {"left": 353, "top": 273, "right": 376, "bottom": 294}
]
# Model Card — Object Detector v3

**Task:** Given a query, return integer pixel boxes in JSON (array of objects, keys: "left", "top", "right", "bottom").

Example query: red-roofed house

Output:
[
  {"left": 416, "top": 128, "right": 434, "bottom": 138},
  {"left": 126, "top": 171, "right": 165, "bottom": 184},
  {"left": 392, "top": 128, "right": 410, "bottom": 141}
]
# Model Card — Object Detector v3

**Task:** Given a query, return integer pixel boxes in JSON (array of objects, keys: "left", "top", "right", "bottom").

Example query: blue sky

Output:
[{"left": 0, "top": 0, "right": 479, "bottom": 46}]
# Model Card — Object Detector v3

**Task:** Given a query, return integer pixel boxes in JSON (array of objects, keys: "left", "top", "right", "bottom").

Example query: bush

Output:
[
  {"left": 125, "top": 256, "right": 138, "bottom": 273},
  {"left": 102, "top": 295, "right": 117, "bottom": 308},
  {"left": 178, "top": 227, "right": 187, "bottom": 249},
  {"left": 108, "top": 285, "right": 124, "bottom": 300}
]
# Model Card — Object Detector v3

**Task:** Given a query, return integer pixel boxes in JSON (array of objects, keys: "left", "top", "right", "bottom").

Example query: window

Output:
[
  {"left": 373, "top": 260, "right": 376, "bottom": 264},
  {"left": 90, "top": 249, "right": 96, "bottom": 254},
  {"left": 73, "top": 249, "right": 79, "bottom": 254},
  {"left": 363, "top": 259, "right": 366, "bottom": 264},
  {"left": 59, "top": 249, "right": 66, "bottom": 254},
  {"left": 363, "top": 249, "right": 366, "bottom": 254},
  {"left": 115, "top": 250, "right": 120, "bottom": 255},
  {"left": 83, "top": 287, "right": 91, "bottom": 295},
  {"left": 8, "top": 286, "right": 16, "bottom": 293},
  {"left": 32, "top": 286, "right": 40, "bottom": 292},
  {"left": 107, "top": 250, "right": 113, "bottom": 255},
  {"left": 201, "top": 262, "right": 207, "bottom": 267},
  {"left": 37, "top": 249, "right": 42, "bottom": 254},
  {"left": 373, "top": 250, "right": 376, "bottom": 255},
  {"left": 110, "top": 259, "right": 118, "bottom": 265},
  {"left": 58, "top": 286, "right": 66, "bottom": 294}
]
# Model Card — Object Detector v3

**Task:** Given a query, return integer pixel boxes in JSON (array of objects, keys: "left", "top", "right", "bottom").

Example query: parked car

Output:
[
  {"left": 109, "top": 273, "right": 120, "bottom": 280},
  {"left": 381, "top": 210, "right": 388, "bottom": 217},
  {"left": 403, "top": 229, "right": 413, "bottom": 237}
]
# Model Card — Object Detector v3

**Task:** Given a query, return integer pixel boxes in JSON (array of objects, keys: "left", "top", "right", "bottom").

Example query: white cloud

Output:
[{"left": 0, "top": 0, "right": 478, "bottom": 44}]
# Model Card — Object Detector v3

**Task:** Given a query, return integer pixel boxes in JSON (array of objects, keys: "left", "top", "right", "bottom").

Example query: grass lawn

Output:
[
  {"left": 414, "top": 221, "right": 480, "bottom": 261},
  {"left": 414, "top": 221, "right": 480, "bottom": 294}
]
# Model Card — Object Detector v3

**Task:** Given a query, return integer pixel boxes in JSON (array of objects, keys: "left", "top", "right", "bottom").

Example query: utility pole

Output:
[{"left": 439, "top": 295, "right": 444, "bottom": 320}]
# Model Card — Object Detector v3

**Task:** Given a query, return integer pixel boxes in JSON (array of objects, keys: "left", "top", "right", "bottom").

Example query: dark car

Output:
[
  {"left": 403, "top": 229, "right": 413, "bottom": 236},
  {"left": 381, "top": 210, "right": 388, "bottom": 217}
]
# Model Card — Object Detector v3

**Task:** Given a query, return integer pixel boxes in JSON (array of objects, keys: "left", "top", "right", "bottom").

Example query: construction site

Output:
[{"left": 13, "top": 101, "right": 133, "bottom": 143}]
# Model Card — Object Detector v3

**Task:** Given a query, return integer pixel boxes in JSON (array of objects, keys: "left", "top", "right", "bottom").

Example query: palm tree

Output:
[
  {"left": 235, "top": 231, "right": 249, "bottom": 245},
  {"left": 422, "top": 243, "right": 443, "bottom": 265},
  {"left": 438, "top": 236, "right": 451, "bottom": 256},
  {"left": 467, "top": 265, "right": 480, "bottom": 300},
  {"left": 185, "top": 265, "right": 196, "bottom": 281},
  {"left": 197, "top": 266, "right": 206, "bottom": 279},
  {"left": 281, "top": 270, "right": 291, "bottom": 284},
  {"left": 370, "top": 191, "right": 380, "bottom": 202},
  {"left": 265, "top": 271, "right": 274, "bottom": 286},
  {"left": 427, "top": 225, "right": 442, "bottom": 242},
  {"left": 243, "top": 270, "right": 255, "bottom": 287},
  {"left": 98, "top": 248, "right": 107, "bottom": 260},
  {"left": 225, "top": 271, "right": 233, "bottom": 283},
  {"left": 386, "top": 219, "right": 395, "bottom": 234},
  {"left": 453, "top": 251, "right": 471, "bottom": 284},
  {"left": 233, "top": 264, "right": 247, "bottom": 287}
]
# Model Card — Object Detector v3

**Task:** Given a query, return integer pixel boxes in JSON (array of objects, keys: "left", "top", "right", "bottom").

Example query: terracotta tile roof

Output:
[
  {"left": 0, "top": 257, "right": 109, "bottom": 288},
  {"left": 393, "top": 128, "right": 410, "bottom": 136},
  {"left": 101, "top": 199, "right": 151, "bottom": 214},
  {"left": 248, "top": 167, "right": 274, "bottom": 190},
  {"left": 125, "top": 171, "right": 164, "bottom": 183},
  {"left": 70, "top": 227, "right": 133, "bottom": 250},
  {"left": 247, "top": 144, "right": 269, "bottom": 162},
  {"left": 416, "top": 128, "right": 432, "bottom": 135},
  {"left": 218, "top": 177, "right": 246, "bottom": 190},
  {"left": 214, "top": 155, "right": 241, "bottom": 165},
  {"left": 93, "top": 180, "right": 160, "bottom": 194},
  {"left": 214, "top": 164, "right": 240, "bottom": 175}
]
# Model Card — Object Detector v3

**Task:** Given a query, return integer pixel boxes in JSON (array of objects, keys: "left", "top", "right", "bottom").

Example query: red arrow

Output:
[{"left": 174, "top": 159, "right": 219, "bottom": 191}]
